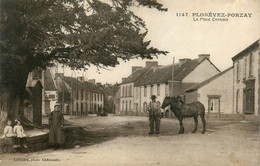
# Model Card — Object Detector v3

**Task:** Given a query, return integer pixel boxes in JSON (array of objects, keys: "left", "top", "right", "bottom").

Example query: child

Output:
[
  {"left": 13, "top": 119, "right": 28, "bottom": 148},
  {"left": 1, "top": 120, "right": 16, "bottom": 153}
]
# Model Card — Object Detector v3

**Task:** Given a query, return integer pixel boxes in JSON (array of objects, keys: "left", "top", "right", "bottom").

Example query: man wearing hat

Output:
[
  {"left": 147, "top": 95, "right": 161, "bottom": 134},
  {"left": 49, "top": 103, "right": 64, "bottom": 149}
]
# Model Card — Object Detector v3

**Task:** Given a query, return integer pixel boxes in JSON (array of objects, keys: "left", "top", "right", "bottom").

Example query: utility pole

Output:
[{"left": 171, "top": 57, "right": 175, "bottom": 97}]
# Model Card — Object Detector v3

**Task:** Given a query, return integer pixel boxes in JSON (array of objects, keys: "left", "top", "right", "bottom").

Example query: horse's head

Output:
[
  {"left": 161, "top": 96, "right": 173, "bottom": 109},
  {"left": 162, "top": 96, "right": 184, "bottom": 110}
]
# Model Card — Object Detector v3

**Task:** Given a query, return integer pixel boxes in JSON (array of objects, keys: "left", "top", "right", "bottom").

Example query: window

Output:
[
  {"left": 85, "top": 92, "right": 88, "bottom": 100},
  {"left": 125, "top": 86, "right": 128, "bottom": 97},
  {"left": 76, "top": 91, "right": 79, "bottom": 100},
  {"left": 122, "top": 101, "right": 124, "bottom": 111},
  {"left": 150, "top": 85, "right": 153, "bottom": 96},
  {"left": 236, "top": 61, "right": 240, "bottom": 82},
  {"left": 136, "top": 88, "right": 138, "bottom": 99},
  {"left": 49, "top": 94, "right": 55, "bottom": 99},
  {"left": 97, "top": 93, "right": 99, "bottom": 101},
  {"left": 144, "top": 86, "right": 147, "bottom": 97},
  {"left": 126, "top": 101, "right": 128, "bottom": 112},
  {"left": 157, "top": 84, "right": 160, "bottom": 96},
  {"left": 81, "top": 90, "right": 84, "bottom": 100},
  {"left": 129, "top": 101, "right": 131, "bottom": 111},
  {"left": 94, "top": 93, "right": 96, "bottom": 101},
  {"left": 249, "top": 53, "right": 253, "bottom": 76},
  {"left": 143, "top": 102, "right": 147, "bottom": 112},
  {"left": 122, "top": 86, "right": 125, "bottom": 97},
  {"left": 129, "top": 85, "right": 132, "bottom": 96}
]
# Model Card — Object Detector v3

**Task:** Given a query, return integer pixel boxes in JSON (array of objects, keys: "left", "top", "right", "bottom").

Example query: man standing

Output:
[
  {"left": 49, "top": 103, "right": 64, "bottom": 149},
  {"left": 147, "top": 95, "right": 161, "bottom": 134}
]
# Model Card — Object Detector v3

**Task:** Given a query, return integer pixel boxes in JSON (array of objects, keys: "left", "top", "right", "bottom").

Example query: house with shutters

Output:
[
  {"left": 54, "top": 74, "right": 104, "bottom": 115},
  {"left": 119, "top": 54, "right": 221, "bottom": 116},
  {"left": 232, "top": 39, "right": 259, "bottom": 116}
]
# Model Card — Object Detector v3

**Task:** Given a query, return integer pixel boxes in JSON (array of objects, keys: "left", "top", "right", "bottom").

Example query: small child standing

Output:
[
  {"left": 1, "top": 120, "right": 16, "bottom": 153},
  {"left": 13, "top": 119, "right": 28, "bottom": 148}
]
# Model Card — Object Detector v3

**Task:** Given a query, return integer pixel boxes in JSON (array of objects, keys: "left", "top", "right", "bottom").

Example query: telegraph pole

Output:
[{"left": 171, "top": 57, "right": 175, "bottom": 97}]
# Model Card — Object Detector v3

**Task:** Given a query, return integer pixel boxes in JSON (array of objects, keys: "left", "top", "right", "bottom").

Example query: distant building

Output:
[
  {"left": 103, "top": 84, "right": 120, "bottom": 114},
  {"left": 120, "top": 55, "right": 221, "bottom": 116},
  {"left": 232, "top": 39, "right": 259, "bottom": 116},
  {"left": 42, "top": 69, "right": 58, "bottom": 115},
  {"left": 25, "top": 69, "right": 43, "bottom": 125},
  {"left": 185, "top": 67, "right": 234, "bottom": 115},
  {"left": 54, "top": 74, "right": 104, "bottom": 115}
]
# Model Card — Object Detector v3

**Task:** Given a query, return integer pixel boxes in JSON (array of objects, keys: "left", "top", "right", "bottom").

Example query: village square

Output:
[{"left": 0, "top": 0, "right": 259, "bottom": 166}]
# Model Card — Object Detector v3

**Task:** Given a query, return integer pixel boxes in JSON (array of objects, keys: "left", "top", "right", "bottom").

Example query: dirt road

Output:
[{"left": 0, "top": 115, "right": 259, "bottom": 166}]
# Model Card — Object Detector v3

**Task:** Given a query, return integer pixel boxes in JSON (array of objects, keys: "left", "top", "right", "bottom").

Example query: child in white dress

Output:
[
  {"left": 13, "top": 119, "right": 28, "bottom": 148},
  {"left": 1, "top": 120, "right": 16, "bottom": 153}
]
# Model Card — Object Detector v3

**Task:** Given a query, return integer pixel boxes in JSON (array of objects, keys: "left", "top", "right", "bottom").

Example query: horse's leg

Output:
[
  {"left": 200, "top": 113, "right": 206, "bottom": 134},
  {"left": 178, "top": 116, "right": 184, "bottom": 134},
  {"left": 192, "top": 116, "right": 198, "bottom": 133}
]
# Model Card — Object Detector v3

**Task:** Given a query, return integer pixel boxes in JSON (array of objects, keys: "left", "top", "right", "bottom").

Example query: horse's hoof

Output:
[{"left": 201, "top": 131, "right": 205, "bottom": 134}]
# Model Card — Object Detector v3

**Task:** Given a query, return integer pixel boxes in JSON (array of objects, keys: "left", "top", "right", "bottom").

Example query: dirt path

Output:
[{"left": 0, "top": 115, "right": 259, "bottom": 166}]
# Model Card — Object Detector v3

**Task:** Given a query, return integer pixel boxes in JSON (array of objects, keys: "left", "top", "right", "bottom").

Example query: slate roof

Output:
[
  {"left": 60, "top": 76, "right": 103, "bottom": 94},
  {"left": 122, "top": 67, "right": 150, "bottom": 84},
  {"left": 232, "top": 39, "right": 259, "bottom": 61},
  {"left": 44, "top": 69, "right": 57, "bottom": 91},
  {"left": 185, "top": 66, "right": 233, "bottom": 92},
  {"left": 134, "top": 58, "right": 215, "bottom": 87}
]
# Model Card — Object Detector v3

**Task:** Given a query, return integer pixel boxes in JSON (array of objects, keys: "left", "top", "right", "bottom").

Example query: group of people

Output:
[
  {"left": 2, "top": 119, "right": 27, "bottom": 152},
  {"left": 1, "top": 96, "right": 161, "bottom": 153}
]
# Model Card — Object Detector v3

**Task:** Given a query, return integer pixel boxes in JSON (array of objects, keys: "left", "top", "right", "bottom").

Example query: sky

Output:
[{"left": 61, "top": 0, "right": 260, "bottom": 84}]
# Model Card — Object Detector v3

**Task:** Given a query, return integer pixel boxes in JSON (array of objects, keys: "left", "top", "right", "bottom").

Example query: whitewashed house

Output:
[
  {"left": 120, "top": 55, "right": 221, "bottom": 116},
  {"left": 232, "top": 39, "right": 259, "bottom": 116},
  {"left": 185, "top": 67, "right": 234, "bottom": 115}
]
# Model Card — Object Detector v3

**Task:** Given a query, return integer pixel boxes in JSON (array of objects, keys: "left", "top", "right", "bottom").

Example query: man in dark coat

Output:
[
  {"left": 147, "top": 95, "right": 161, "bottom": 134},
  {"left": 49, "top": 103, "right": 64, "bottom": 149}
]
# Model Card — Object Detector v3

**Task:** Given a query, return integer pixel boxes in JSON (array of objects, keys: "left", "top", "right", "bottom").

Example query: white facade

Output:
[
  {"left": 182, "top": 59, "right": 220, "bottom": 83},
  {"left": 233, "top": 40, "right": 259, "bottom": 116},
  {"left": 136, "top": 84, "right": 169, "bottom": 114},
  {"left": 186, "top": 67, "right": 233, "bottom": 114},
  {"left": 120, "top": 83, "right": 134, "bottom": 114}
]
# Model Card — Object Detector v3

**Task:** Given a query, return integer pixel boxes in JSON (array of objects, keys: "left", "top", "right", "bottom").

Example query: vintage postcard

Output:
[{"left": 0, "top": 0, "right": 259, "bottom": 166}]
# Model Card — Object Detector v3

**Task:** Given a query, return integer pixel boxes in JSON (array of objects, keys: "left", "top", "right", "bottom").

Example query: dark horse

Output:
[{"left": 161, "top": 96, "right": 206, "bottom": 134}]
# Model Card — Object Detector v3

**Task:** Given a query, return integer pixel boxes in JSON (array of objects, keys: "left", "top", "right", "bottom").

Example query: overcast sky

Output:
[{"left": 62, "top": 0, "right": 260, "bottom": 84}]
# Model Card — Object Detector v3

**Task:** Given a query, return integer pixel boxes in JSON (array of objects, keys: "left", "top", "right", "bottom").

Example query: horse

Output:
[{"left": 161, "top": 96, "right": 206, "bottom": 134}]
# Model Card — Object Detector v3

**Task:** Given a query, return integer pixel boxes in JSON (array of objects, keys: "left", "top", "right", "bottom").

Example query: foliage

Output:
[{"left": 0, "top": 0, "right": 167, "bottom": 97}]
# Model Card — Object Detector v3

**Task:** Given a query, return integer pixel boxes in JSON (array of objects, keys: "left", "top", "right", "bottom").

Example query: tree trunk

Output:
[{"left": 0, "top": 71, "right": 35, "bottom": 134}]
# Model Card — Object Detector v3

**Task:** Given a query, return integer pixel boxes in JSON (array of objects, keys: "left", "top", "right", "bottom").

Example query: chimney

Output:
[
  {"left": 122, "top": 78, "right": 127, "bottom": 82},
  {"left": 198, "top": 54, "right": 210, "bottom": 62},
  {"left": 179, "top": 58, "right": 191, "bottom": 66},
  {"left": 132, "top": 66, "right": 143, "bottom": 73},
  {"left": 146, "top": 61, "right": 158, "bottom": 68},
  {"left": 89, "top": 79, "right": 95, "bottom": 84}
]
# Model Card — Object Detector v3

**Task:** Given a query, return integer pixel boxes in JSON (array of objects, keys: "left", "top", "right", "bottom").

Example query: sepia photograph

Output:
[{"left": 0, "top": 0, "right": 259, "bottom": 166}]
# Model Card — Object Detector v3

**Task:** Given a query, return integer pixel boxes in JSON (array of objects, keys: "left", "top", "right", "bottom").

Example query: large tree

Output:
[{"left": 0, "top": 0, "right": 167, "bottom": 130}]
